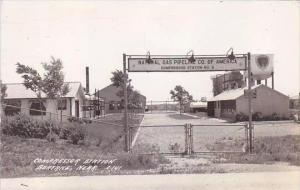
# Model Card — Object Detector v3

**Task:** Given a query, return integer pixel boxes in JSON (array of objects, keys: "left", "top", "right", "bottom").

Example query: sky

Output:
[{"left": 0, "top": 1, "right": 299, "bottom": 101}]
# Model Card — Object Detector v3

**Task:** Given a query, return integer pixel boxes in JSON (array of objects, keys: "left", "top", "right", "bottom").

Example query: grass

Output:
[
  {"left": 0, "top": 113, "right": 156, "bottom": 178},
  {"left": 210, "top": 135, "right": 300, "bottom": 166},
  {"left": 0, "top": 134, "right": 168, "bottom": 178}
]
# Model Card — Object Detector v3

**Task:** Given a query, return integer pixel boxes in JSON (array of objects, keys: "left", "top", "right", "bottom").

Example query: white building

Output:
[{"left": 2, "top": 82, "right": 86, "bottom": 120}]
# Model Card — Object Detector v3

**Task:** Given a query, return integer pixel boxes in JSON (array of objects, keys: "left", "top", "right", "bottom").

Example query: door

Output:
[{"left": 75, "top": 100, "right": 80, "bottom": 118}]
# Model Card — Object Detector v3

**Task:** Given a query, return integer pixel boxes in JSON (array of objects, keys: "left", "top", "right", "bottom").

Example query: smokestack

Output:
[{"left": 86, "top": 67, "right": 89, "bottom": 94}]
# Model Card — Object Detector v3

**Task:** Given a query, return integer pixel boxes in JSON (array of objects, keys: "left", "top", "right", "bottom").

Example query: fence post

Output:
[
  {"left": 184, "top": 123, "right": 193, "bottom": 155},
  {"left": 245, "top": 124, "right": 249, "bottom": 152},
  {"left": 190, "top": 124, "right": 193, "bottom": 154},
  {"left": 184, "top": 124, "right": 188, "bottom": 155}
]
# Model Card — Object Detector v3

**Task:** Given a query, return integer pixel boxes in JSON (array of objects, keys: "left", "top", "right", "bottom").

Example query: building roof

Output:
[
  {"left": 96, "top": 84, "right": 122, "bottom": 102},
  {"left": 290, "top": 95, "right": 299, "bottom": 100},
  {"left": 96, "top": 84, "right": 146, "bottom": 102},
  {"left": 190, "top": 101, "right": 207, "bottom": 108},
  {"left": 207, "top": 84, "right": 288, "bottom": 102},
  {"left": 4, "top": 82, "right": 83, "bottom": 99}
]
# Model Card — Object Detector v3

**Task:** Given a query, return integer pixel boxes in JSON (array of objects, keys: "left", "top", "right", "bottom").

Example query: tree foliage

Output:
[
  {"left": 16, "top": 57, "right": 70, "bottom": 99},
  {"left": 110, "top": 70, "right": 131, "bottom": 87},
  {"left": 110, "top": 69, "right": 142, "bottom": 109},
  {"left": 42, "top": 57, "right": 70, "bottom": 99},
  {"left": 170, "top": 85, "right": 193, "bottom": 114},
  {"left": 16, "top": 63, "right": 44, "bottom": 98},
  {"left": 1, "top": 83, "right": 7, "bottom": 101}
]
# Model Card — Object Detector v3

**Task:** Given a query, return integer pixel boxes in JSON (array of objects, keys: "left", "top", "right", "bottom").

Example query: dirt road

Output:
[{"left": 133, "top": 112, "right": 300, "bottom": 153}]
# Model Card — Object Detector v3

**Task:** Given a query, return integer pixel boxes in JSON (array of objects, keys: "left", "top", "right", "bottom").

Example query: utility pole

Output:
[
  {"left": 123, "top": 53, "right": 129, "bottom": 152},
  {"left": 247, "top": 52, "right": 253, "bottom": 153}
]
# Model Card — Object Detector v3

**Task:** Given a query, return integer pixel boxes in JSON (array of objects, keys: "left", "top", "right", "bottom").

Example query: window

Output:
[
  {"left": 109, "top": 102, "right": 115, "bottom": 110},
  {"left": 4, "top": 100, "right": 21, "bottom": 116},
  {"left": 57, "top": 99, "right": 67, "bottom": 110},
  {"left": 30, "top": 101, "right": 46, "bottom": 115}
]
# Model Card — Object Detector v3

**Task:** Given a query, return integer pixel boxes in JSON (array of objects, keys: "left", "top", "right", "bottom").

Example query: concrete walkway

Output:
[{"left": 1, "top": 171, "right": 300, "bottom": 190}]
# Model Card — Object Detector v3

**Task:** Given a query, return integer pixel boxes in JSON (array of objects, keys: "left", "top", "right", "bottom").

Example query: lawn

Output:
[
  {"left": 0, "top": 113, "right": 156, "bottom": 178},
  {"left": 210, "top": 135, "right": 300, "bottom": 166}
]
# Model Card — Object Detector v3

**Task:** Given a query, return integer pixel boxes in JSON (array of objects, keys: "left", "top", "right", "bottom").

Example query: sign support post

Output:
[
  {"left": 247, "top": 52, "right": 253, "bottom": 153},
  {"left": 123, "top": 53, "right": 129, "bottom": 152}
]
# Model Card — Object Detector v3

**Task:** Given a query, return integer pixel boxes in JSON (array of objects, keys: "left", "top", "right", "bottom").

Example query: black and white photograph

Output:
[{"left": 0, "top": 1, "right": 299, "bottom": 189}]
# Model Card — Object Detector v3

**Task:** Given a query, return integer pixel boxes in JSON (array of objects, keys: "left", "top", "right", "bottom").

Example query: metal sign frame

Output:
[
  {"left": 123, "top": 52, "right": 253, "bottom": 153},
  {"left": 127, "top": 54, "right": 247, "bottom": 72}
]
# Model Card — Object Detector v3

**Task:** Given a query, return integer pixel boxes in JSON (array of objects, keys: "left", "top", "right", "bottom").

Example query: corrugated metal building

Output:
[{"left": 207, "top": 84, "right": 289, "bottom": 120}]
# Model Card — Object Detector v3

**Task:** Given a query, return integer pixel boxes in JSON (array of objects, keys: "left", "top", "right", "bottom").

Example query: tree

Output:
[
  {"left": 0, "top": 82, "right": 7, "bottom": 120},
  {"left": 110, "top": 69, "right": 137, "bottom": 110},
  {"left": 1, "top": 83, "right": 7, "bottom": 101},
  {"left": 110, "top": 70, "right": 131, "bottom": 87},
  {"left": 16, "top": 57, "right": 70, "bottom": 119},
  {"left": 42, "top": 57, "right": 70, "bottom": 99},
  {"left": 170, "top": 85, "right": 193, "bottom": 114}
]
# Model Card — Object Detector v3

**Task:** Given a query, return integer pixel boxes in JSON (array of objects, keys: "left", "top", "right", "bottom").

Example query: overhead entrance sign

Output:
[
  {"left": 123, "top": 52, "right": 254, "bottom": 154},
  {"left": 128, "top": 56, "right": 247, "bottom": 72}
]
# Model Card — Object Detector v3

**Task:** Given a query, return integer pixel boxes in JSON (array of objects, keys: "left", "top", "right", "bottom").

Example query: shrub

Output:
[
  {"left": 116, "top": 152, "right": 166, "bottom": 170},
  {"left": 252, "top": 112, "right": 263, "bottom": 121},
  {"left": 271, "top": 113, "right": 280, "bottom": 121},
  {"left": 63, "top": 123, "right": 86, "bottom": 144},
  {"left": 46, "top": 132, "right": 59, "bottom": 142},
  {"left": 168, "top": 143, "right": 180, "bottom": 153},
  {"left": 235, "top": 112, "right": 248, "bottom": 122},
  {"left": 67, "top": 117, "right": 92, "bottom": 124},
  {"left": 1, "top": 114, "right": 59, "bottom": 139}
]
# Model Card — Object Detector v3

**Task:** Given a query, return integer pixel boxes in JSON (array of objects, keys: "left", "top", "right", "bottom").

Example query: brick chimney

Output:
[{"left": 86, "top": 67, "right": 89, "bottom": 94}]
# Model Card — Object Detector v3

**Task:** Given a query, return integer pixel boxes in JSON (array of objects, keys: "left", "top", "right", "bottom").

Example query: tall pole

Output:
[
  {"left": 0, "top": 80, "right": 2, "bottom": 123},
  {"left": 123, "top": 53, "right": 129, "bottom": 152},
  {"left": 271, "top": 72, "right": 274, "bottom": 89},
  {"left": 247, "top": 52, "right": 253, "bottom": 153}
]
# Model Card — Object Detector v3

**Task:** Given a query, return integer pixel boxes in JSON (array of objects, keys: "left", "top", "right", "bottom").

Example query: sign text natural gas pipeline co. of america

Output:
[{"left": 128, "top": 56, "right": 247, "bottom": 72}]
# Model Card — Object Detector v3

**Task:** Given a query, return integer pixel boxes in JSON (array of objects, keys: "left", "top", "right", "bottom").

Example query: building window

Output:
[
  {"left": 109, "top": 102, "right": 115, "bottom": 110},
  {"left": 57, "top": 99, "right": 67, "bottom": 110},
  {"left": 4, "top": 100, "right": 21, "bottom": 116},
  {"left": 30, "top": 101, "right": 46, "bottom": 115}
]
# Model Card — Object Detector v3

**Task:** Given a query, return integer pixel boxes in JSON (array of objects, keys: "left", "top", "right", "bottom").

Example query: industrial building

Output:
[
  {"left": 96, "top": 84, "right": 146, "bottom": 114},
  {"left": 207, "top": 84, "right": 289, "bottom": 120}
]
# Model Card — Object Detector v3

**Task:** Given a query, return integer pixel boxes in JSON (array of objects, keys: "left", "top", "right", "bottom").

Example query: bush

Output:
[
  {"left": 1, "top": 114, "right": 60, "bottom": 139},
  {"left": 235, "top": 112, "right": 288, "bottom": 122},
  {"left": 252, "top": 112, "right": 262, "bottom": 121},
  {"left": 60, "top": 122, "right": 86, "bottom": 144},
  {"left": 235, "top": 112, "right": 248, "bottom": 122},
  {"left": 116, "top": 152, "right": 167, "bottom": 170},
  {"left": 67, "top": 117, "right": 92, "bottom": 124},
  {"left": 168, "top": 143, "right": 180, "bottom": 153},
  {"left": 1, "top": 114, "right": 86, "bottom": 144}
]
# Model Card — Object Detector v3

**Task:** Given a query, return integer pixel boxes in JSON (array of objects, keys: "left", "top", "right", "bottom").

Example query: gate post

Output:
[
  {"left": 184, "top": 123, "right": 193, "bottom": 155},
  {"left": 184, "top": 124, "right": 188, "bottom": 155},
  {"left": 244, "top": 124, "right": 249, "bottom": 152},
  {"left": 190, "top": 124, "right": 194, "bottom": 154},
  {"left": 123, "top": 53, "right": 129, "bottom": 152}
]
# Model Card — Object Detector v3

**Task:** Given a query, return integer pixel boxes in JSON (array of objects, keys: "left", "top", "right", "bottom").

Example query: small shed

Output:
[
  {"left": 207, "top": 84, "right": 289, "bottom": 120},
  {"left": 189, "top": 101, "right": 207, "bottom": 113}
]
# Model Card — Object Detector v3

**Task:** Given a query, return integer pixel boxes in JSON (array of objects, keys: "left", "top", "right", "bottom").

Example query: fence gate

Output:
[{"left": 131, "top": 123, "right": 252, "bottom": 155}]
